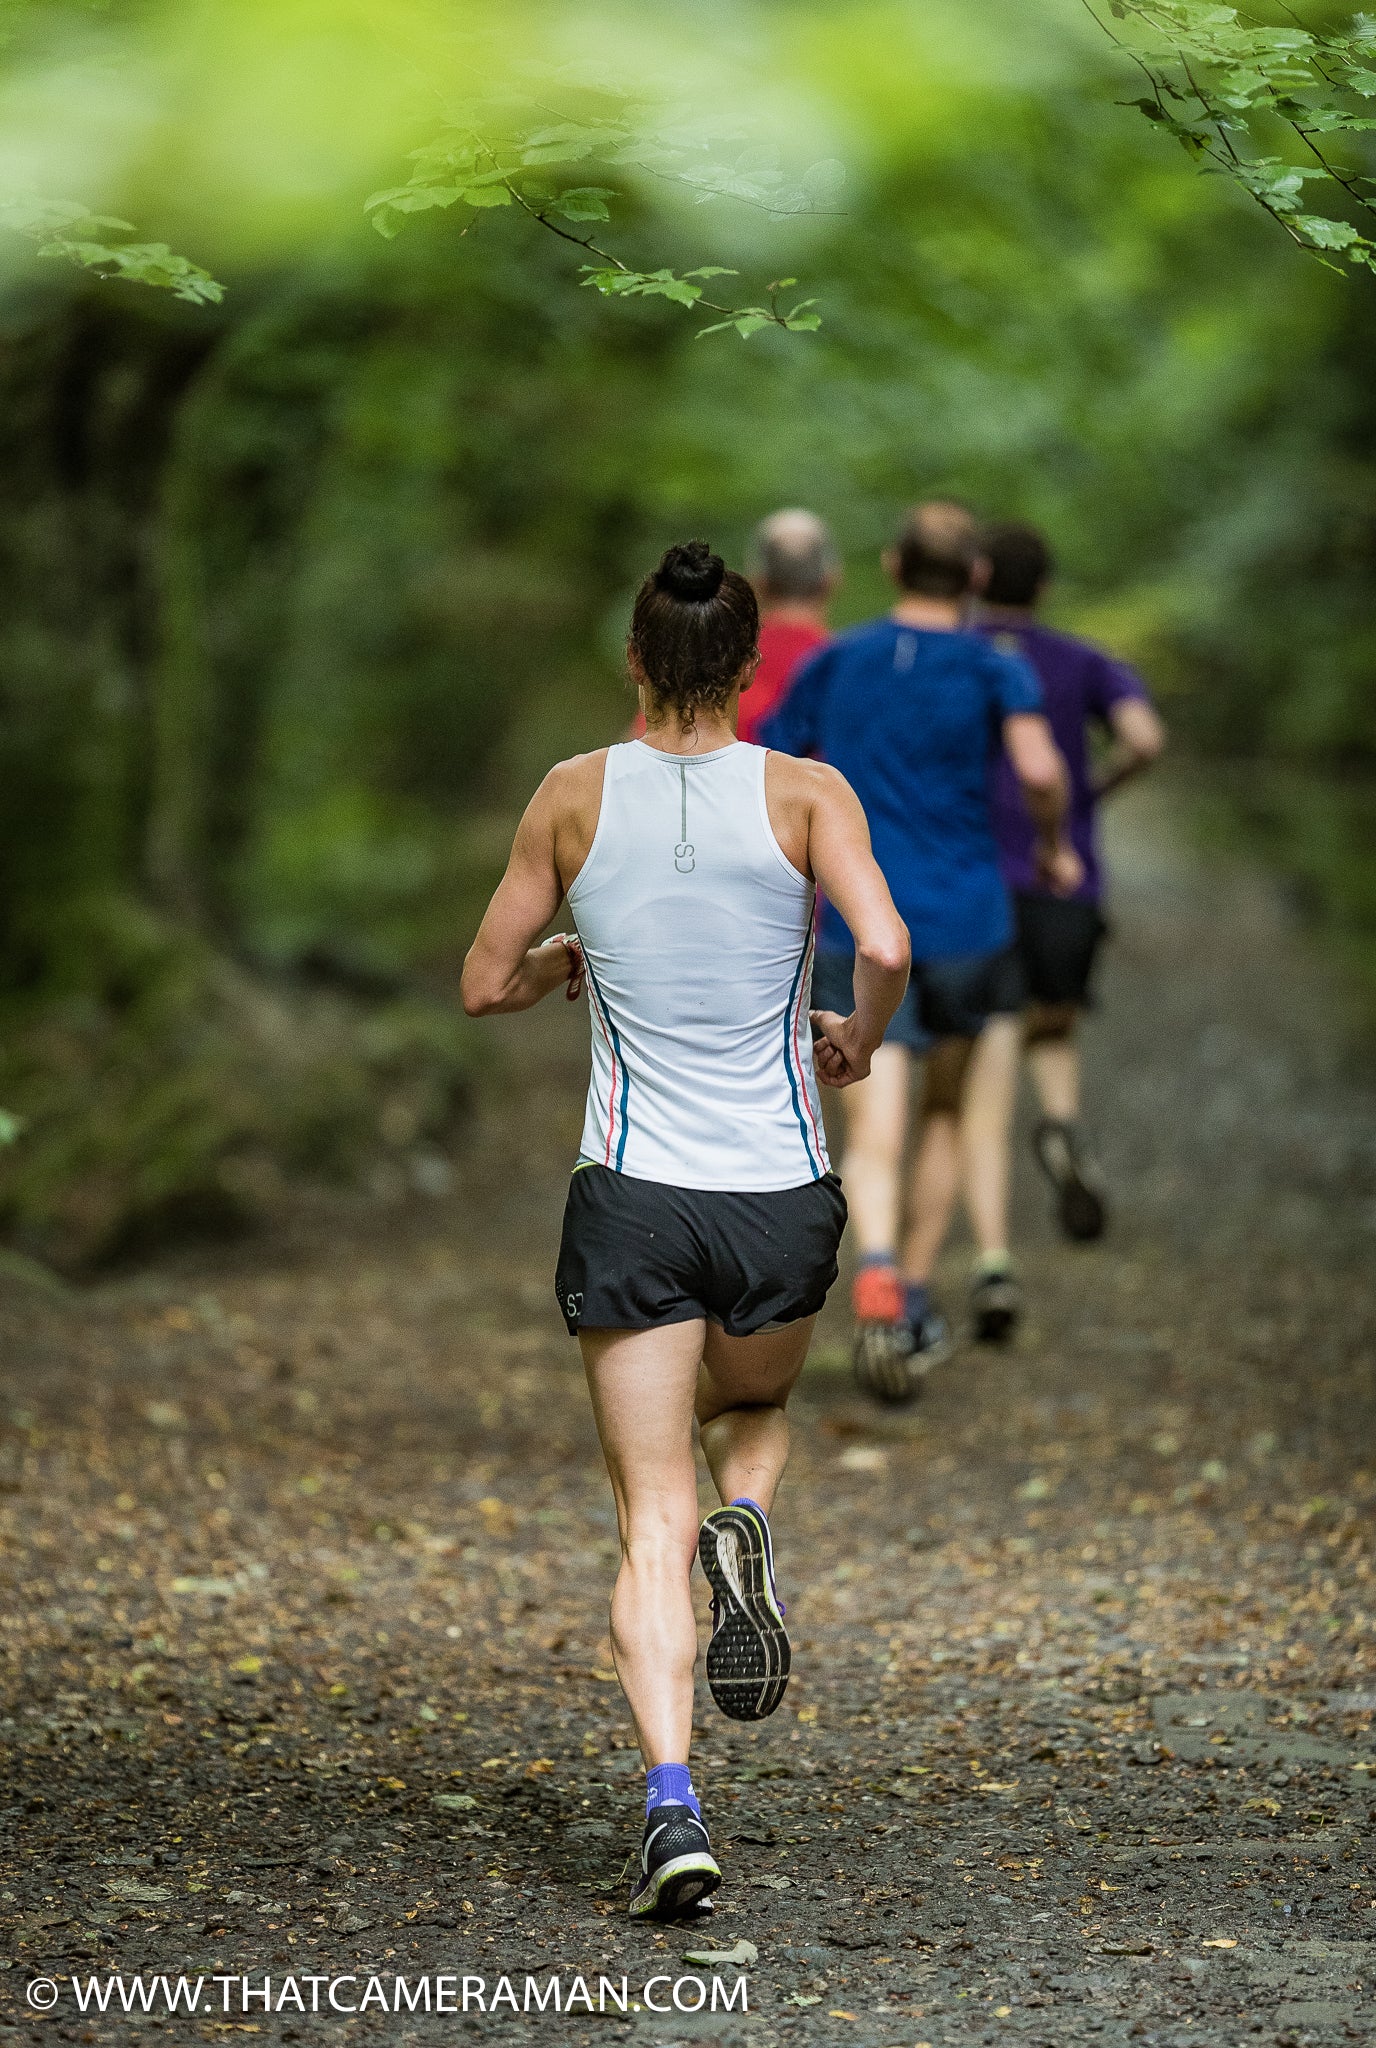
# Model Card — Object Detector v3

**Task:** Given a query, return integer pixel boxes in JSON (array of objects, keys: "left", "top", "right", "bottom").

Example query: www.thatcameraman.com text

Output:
[{"left": 21, "top": 1970, "right": 749, "bottom": 2019}]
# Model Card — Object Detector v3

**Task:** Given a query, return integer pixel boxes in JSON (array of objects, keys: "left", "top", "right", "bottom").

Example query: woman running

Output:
[{"left": 461, "top": 540, "right": 910, "bottom": 1920}]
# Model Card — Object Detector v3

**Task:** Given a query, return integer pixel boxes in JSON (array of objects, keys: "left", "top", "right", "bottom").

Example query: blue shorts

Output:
[{"left": 812, "top": 945, "right": 1024, "bottom": 1054}]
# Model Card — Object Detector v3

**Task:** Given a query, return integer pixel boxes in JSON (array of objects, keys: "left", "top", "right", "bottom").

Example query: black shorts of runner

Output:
[
  {"left": 555, "top": 1165, "right": 848, "bottom": 1339},
  {"left": 811, "top": 945, "right": 1024, "bottom": 1054},
  {"left": 1014, "top": 892, "right": 1108, "bottom": 1008}
]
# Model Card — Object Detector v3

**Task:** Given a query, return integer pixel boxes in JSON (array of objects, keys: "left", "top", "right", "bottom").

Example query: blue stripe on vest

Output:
[
  {"left": 782, "top": 912, "right": 822, "bottom": 1179},
  {"left": 581, "top": 951, "right": 631, "bottom": 1173}
]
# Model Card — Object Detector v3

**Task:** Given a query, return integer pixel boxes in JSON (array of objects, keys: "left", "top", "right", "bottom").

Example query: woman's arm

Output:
[
  {"left": 801, "top": 763, "right": 911, "bottom": 1088},
  {"left": 461, "top": 772, "right": 580, "bottom": 1016}
]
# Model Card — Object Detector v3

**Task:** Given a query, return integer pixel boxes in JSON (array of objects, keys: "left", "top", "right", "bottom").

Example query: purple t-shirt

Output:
[{"left": 980, "top": 615, "right": 1150, "bottom": 904}]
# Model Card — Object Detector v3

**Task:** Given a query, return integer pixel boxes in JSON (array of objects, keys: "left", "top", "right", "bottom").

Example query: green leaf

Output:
[
  {"left": 681, "top": 266, "right": 739, "bottom": 279},
  {"left": 579, "top": 266, "right": 628, "bottom": 296},
  {"left": 801, "top": 158, "right": 846, "bottom": 204},
  {"left": 578, "top": 265, "right": 703, "bottom": 306},
  {"left": 1293, "top": 214, "right": 1362, "bottom": 250},
  {"left": 548, "top": 187, "right": 614, "bottom": 222},
  {"left": 0, "top": 1110, "right": 23, "bottom": 1145},
  {"left": 35, "top": 234, "right": 224, "bottom": 304},
  {"left": 520, "top": 139, "right": 597, "bottom": 167}
]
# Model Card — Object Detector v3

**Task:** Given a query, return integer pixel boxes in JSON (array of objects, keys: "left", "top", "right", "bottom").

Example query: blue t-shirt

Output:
[{"left": 762, "top": 618, "right": 1043, "bottom": 961}]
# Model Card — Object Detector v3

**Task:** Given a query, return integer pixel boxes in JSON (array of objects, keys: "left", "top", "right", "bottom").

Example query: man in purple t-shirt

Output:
[{"left": 967, "top": 522, "right": 1166, "bottom": 1241}]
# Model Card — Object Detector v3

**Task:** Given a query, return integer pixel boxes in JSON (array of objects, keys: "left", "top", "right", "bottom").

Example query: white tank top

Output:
[{"left": 567, "top": 740, "right": 829, "bottom": 1192}]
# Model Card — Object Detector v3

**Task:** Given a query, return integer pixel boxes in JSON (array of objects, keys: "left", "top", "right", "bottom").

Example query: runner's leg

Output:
[
  {"left": 899, "top": 1037, "right": 973, "bottom": 1284},
  {"left": 580, "top": 1320, "right": 706, "bottom": 1767},
  {"left": 961, "top": 1015, "right": 1021, "bottom": 1263},
  {"left": 1026, "top": 1002, "right": 1080, "bottom": 1121},
  {"left": 960, "top": 1016, "right": 1025, "bottom": 1341},
  {"left": 696, "top": 1317, "right": 814, "bottom": 1721},
  {"left": 837, "top": 1044, "right": 911, "bottom": 1257},
  {"left": 696, "top": 1315, "right": 816, "bottom": 1511},
  {"left": 1028, "top": 1002, "right": 1108, "bottom": 1240}
]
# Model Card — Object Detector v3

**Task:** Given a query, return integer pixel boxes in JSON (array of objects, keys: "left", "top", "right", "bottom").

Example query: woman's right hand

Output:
[{"left": 809, "top": 1009, "right": 875, "bottom": 1088}]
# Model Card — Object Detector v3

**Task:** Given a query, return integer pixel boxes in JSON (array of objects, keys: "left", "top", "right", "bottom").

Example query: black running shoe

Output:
[
  {"left": 698, "top": 1504, "right": 791, "bottom": 1721},
  {"left": 970, "top": 1263, "right": 1021, "bottom": 1345},
  {"left": 1033, "top": 1117, "right": 1108, "bottom": 1242},
  {"left": 628, "top": 1807, "right": 721, "bottom": 1921},
  {"left": 909, "top": 1305, "right": 953, "bottom": 1377}
]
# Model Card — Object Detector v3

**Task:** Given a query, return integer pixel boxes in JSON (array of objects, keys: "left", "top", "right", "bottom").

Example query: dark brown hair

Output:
[
  {"left": 628, "top": 540, "right": 759, "bottom": 723},
  {"left": 982, "top": 519, "right": 1055, "bottom": 607}
]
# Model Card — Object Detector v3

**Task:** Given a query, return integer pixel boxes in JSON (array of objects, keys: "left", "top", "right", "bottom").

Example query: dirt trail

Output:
[{"left": 2, "top": 783, "right": 1376, "bottom": 2048}]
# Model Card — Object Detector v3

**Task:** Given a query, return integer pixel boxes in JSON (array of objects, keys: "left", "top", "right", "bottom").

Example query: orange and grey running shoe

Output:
[{"left": 851, "top": 1264, "right": 933, "bottom": 1404}]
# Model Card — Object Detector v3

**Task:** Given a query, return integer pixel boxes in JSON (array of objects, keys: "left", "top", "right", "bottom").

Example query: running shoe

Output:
[
  {"left": 698, "top": 1503, "right": 791, "bottom": 1721},
  {"left": 907, "top": 1303, "right": 953, "bottom": 1376},
  {"left": 970, "top": 1260, "right": 1021, "bottom": 1345},
  {"left": 1033, "top": 1117, "right": 1109, "bottom": 1242},
  {"left": 851, "top": 1264, "right": 921, "bottom": 1404},
  {"left": 628, "top": 1807, "right": 722, "bottom": 1921}
]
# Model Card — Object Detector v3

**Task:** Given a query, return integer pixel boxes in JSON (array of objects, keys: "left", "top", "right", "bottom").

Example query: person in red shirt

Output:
[
  {"left": 740, "top": 509, "right": 839, "bottom": 736},
  {"left": 630, "top": 508, "right": 838, "bottom": 740}
]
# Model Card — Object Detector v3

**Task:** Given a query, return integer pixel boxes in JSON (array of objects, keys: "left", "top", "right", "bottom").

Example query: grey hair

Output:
[{"left": 746, "top": 508, "right": 841, "bottom": 601}]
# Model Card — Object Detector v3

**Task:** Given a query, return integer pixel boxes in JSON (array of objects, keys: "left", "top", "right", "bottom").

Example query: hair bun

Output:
[{"left": 654, "top": 539, "right": 725, "bottom": 603}]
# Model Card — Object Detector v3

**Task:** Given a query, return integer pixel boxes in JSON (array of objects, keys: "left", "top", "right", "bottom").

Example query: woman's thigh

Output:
[
  {"left": 580, "top": 1321, "right": 706, "bottom": 1542},
  {"left": 696, "top": 1315, "right": 817, "bottom": 1426}
]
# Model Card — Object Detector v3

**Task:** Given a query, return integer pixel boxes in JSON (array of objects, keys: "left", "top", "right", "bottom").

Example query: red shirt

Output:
[{"left": 629, "top": 614, "right": 830, "bottom": 743}]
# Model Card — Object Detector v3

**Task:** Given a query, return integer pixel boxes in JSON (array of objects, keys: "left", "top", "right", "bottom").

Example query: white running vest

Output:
[{"left": 567, "top": 740, "right": 830, "bottom": 1192}]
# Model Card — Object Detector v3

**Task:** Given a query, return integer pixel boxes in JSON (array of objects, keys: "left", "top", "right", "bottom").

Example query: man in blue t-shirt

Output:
[{"left": 763, "top": 501, "right": 1080, "bottom": 1399}]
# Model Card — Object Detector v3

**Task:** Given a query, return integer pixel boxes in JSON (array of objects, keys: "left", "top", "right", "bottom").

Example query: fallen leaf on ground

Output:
[
  {"left": 432, "top": 1793, "right": 476, "bottom": 1811},
  {"left": 748, "top": 1874, "right": 793, "bottom": 1889},
  {"left": 839, "top": 1447, "right": 886, "bottom": 1472},
  {"left": 106, "top": 1880, "right": 173, "bottom": 1903},
  {"left": 1202, "top": 1937, "right": 1237, "bottom": 1949},
  {"left": 683, "top": 1938, "right": 757, "bottom": 1968},
  {"left": 786, "top": 1993, "right": 821, "bottom": 2007}
]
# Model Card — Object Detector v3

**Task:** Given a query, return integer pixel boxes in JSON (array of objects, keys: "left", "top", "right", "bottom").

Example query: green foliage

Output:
[
  {"left": 0, "top": 197, "right": 224, "bottom": 302},
  {"left": 1088, "top": 1, "right": 1376, "bottom": 269},
  {"left": 0, "top": 895, "right": 476, "bottom": 1268},
  {"left": 0, "top": 0, "right": 1373, "bottom": 1264},
  {"left": 365, "top": 84, "right": 846, "bottom": 337}
]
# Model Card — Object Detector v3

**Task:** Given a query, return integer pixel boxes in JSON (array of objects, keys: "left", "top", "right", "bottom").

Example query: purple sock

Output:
[
  {"left": 858, "top": 1250, "right": 897, "bottom": 1271},
  {"left": 730, "top": 1495, "right": 768, "bottom": 1522},
  {"left": 646, "top": 1763, "right": 700, "bottom": 1819}
]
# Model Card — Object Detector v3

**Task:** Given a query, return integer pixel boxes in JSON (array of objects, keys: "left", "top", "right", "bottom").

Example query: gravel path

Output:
[{"left": 2, "top": 783, "right": 1375, "bottom": 2048}]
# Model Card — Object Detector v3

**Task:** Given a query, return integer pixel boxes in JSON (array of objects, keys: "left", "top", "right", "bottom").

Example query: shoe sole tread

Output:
[{"left": 698, "top": 1508, "right": 790, "bottom": 1722}]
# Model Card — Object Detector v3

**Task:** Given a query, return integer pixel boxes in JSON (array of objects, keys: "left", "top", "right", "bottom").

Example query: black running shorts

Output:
[
  {"left": 812, "top": 944, "right": 1024, "bottom": 1053},
  {"left": 1014, "top": 891, "right": 1107, "bottom": 1008},
  {"left": 555, "top": 1165, "right": 847, "bottom": 1339}
]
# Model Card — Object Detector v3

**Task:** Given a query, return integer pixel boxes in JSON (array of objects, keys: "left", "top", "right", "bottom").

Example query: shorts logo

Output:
[{"left": 565, "top": 1291, "right": 584, "bottom": 1323}]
